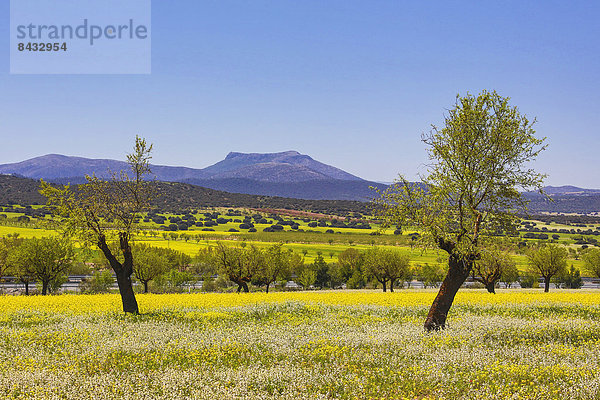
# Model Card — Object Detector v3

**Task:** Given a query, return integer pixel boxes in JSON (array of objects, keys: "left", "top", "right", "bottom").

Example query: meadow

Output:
[{"left": 1, "top": 290, "right": 600, "bottom": 399}]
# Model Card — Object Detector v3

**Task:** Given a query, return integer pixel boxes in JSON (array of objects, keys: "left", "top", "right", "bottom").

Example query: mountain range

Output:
[
  {"left": 0, "top": 152, "right": 599, "bottom": 211},
  {"left": 0, "top": 151, "right": 383, "bottom": 201}
]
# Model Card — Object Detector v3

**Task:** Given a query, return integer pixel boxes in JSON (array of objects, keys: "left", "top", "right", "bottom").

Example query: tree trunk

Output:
[
  {"left": 544, "top": 277, "right": 550, "bottom": 292},
  {"left": 98, "top": 234, "right": 139, "bottom": 314},
  {"left": 115, "top": 269, "right": 139, "bottom": 313},
  {"left": 265, "top": 282, "right": 270, "bottom": 293},
  {"left": 24, "top": 281, "right": 29, "bottom": 295},
  {"left": 390, "top": 279, "right": 395, "bottom": 292},
  {"left": 241, "top": 281, "right": 249, "bottom": 293},
  {"left": 485, "top": 282, "right": 496, "bottom": 294},
  {"left": 143, "top": 281, "right": 149, "bottom": 293},
  {"left": 381, "top": 280, "right": 387, "bottom": 292},
  {"left": 41, "top": 280, "right": 49, "bottom": 295},
  {"left": 424, "top": 256, "right": 472, "bottom": 331}
]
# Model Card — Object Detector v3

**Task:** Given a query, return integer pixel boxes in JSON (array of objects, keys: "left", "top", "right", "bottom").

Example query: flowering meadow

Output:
[{"left": 1, "top": 290, "right": 599, "bottom": 399}]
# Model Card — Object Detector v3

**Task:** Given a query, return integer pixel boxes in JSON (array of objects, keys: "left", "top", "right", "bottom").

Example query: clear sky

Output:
[{"left": 1, "top": 1, "right": 599, "bottom": 187}]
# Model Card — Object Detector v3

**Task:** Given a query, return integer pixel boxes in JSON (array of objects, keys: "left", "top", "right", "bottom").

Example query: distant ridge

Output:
[{"left": 0, "top": 151, "right": 382, "bottom": 201}]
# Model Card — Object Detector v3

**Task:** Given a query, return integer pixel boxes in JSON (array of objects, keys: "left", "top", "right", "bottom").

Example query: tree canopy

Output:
[
  {"left": 41, "top": 136, "right": 155, "bottom": 313},
  {"left": 375, "top": 90, "right": 546, "bottom": 330}
]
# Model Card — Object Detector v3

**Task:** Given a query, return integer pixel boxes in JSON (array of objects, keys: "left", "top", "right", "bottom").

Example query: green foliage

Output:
[
  {"left": 582, "top": 248, "right": 600, "bottom": 278},
  {"left": 81, "top": 270, "right": 115, "bottom": 294},
  {"left": 7, "top": 236, "right": 75, "bottom": 295},
  {"left": 375, "top": 90, "right": 546, "bottom": 261},
  {"left": 500, "top": 260, "right": 520, "bottom": 288},
  {"left": 418, "top": 263, "right": 446, "bottom": 288},
  {"left": 313, "top": 254, "right": 330, "bottom": 288},
  {"left": 472, "top": 246, "right": 517, "bottom": 293},
  {"left": 347, "top": 270, "right": 366, "bottom": 289},
  {"left": 297, "top": 268, "right": 316, "bottom": 290},
  {"left": 363, "top": 247, "right": 411, "bottom": 292},
  {"left": 154, "top": 269, "right": 195, "bottom": 293},
  {"left": 518, "top": 272, "right": 539, "bottom": 289},
  {"left": 553, "top": 265, "right": 583, "bottom": 289},
  {"left": 0, "top": 235, "right": 24, "bottom": 278},
  {"left": 210, "top": 242, "right": 264, "bottom": 292},
  {"left": 528, "top": 244, "right": 568, "bottom": 291}
]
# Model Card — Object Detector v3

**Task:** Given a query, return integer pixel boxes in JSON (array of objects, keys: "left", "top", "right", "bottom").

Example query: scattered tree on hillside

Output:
[
  {"left": 41, "top": 136, "right": 156, "bottom": 313},
  {"left": 375, "top": 90, "right": 547, "bottom": 330}
]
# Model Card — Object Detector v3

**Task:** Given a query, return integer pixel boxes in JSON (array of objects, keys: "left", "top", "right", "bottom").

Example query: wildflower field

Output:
[{"left": 1, "top": 290, "right": 600, "bottom": 399}]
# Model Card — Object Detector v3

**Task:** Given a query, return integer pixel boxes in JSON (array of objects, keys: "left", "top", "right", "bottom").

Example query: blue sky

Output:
[{"left": 1, "top": 1, "right": 599, "bottom": 187}]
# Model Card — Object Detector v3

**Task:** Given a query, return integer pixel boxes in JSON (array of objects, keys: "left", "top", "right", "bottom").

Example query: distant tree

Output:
[
  {"left": 472, "top": 247, "right": 516, "bottom": 293},
  {"left": 255, "top": 244, "right": 299, "bottom": 293},
  {"left": 363, "top": 247, "right": 411, "bottom": 292},
  {"left": 518, "top": 272, "right": 538, "bottom": 289},
  {"left": 0, "top": 235, "right": 24, "bottom": 279},
  {"left": 419, "top": 263, "right": 446, "bottom": 288},
  {"left": 582, "top": 248, "right": 600, "bottom": 278},
  {"left": 528, "top": 244, "right": 568, "bottom": 292},
  {"left": 212, "top": 242, "right": 263, "bottom": 292},
  {"left": 375, "top": 90, "right": 546, "bottom": 330},
  {"left": 133, "top": 245, "right": 169, "bottom": 293},
  {"left": 298, "top": 268, "right": 316, "bottom": 290},
  {"left": 552, "top": 265, "right": 583, "bottom": 289},
  {"left": 337, "top": 248, "right": 364, "bottom": 283},
  {"left": 81, "top": 270, "right": 115, "bottom": 294},
  {"left": 9, "top": 237, "right": 74, "bottom": 295},
  {"left": 500, "top": 261, "right": 520, "bottom": 288},
  {"left": 41, "top": 136, "right": 155, "bottom": 313},
  {"left": 313, "top": 254, "right": 330, "bottom": 289}
]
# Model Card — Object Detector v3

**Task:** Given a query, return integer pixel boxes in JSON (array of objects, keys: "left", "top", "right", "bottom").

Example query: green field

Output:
[{"left": 0, "top": 207, "right": 593, "bottom": 273}]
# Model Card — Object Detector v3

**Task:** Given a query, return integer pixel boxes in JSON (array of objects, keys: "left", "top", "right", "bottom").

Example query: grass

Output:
[{"left": 1, "top": 290, "right": 600, "bottom": 399}]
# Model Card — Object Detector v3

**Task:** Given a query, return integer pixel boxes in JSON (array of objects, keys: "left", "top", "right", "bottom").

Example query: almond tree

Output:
[
  {"left": 375, "top": 90, "right": 546, "bottom": 330},
  {"left": 472, "top": 246, "right": 516, "bottom": 293},
  {"left": 9, "top": 237, "right": 74, "bottom": 295},
  {"left": 582, "top": 248, "right": 600, "bottom": 278},
  {"left": 363, "top": 247, "right": 410, "bottom": 292},
  {"left": 212, "top": 242, "right": 263, "bottom": 292},
  {"left": 528, "top": 244, "right": 567, "bottom": 292},
  {"left": 41, "top": 136, "right": 155, "bottom": 313}
]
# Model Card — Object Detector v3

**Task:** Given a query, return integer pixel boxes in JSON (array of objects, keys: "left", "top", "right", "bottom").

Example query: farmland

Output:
[
  {"left": 1, "top": 291, "right": 600, "bottom": 399},
  {"left": 1, "top": 204, "right": 597, "bottom": 274}
]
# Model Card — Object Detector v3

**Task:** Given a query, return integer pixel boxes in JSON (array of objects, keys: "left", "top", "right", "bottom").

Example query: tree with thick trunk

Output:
[
  {"left": 375, "top": 90, "right": 547, "bottom": 331},
  {"left": 41, "top": 136, "right": 155, "bottom": 313}
]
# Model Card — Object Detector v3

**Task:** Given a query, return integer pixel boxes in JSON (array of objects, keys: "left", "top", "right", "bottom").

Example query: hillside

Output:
[
  {"left": 0, "top": 151, "right": 380, "bottom": 201},
  {"left": 0, "top": 175, "right": 371, "bottom": 215}
]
